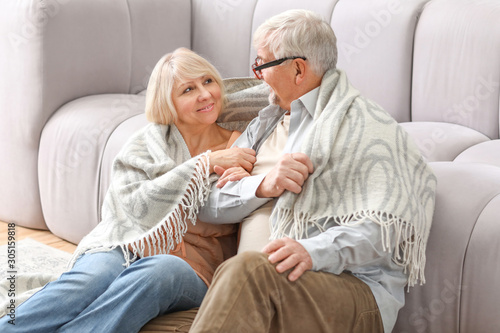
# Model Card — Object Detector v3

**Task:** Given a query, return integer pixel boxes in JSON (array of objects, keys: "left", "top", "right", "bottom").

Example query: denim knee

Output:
[
  {"left": 125, "top": 254, "right": 206, "bottom": 309},
  {"left": 133, "top": 254, "right": 195, "bottom": 285},
  {"left": 69, "top": 247, "right": 127, "bottom": 285}
]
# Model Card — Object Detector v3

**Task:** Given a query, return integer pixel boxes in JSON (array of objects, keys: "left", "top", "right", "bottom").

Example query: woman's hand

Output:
[
  {"left": 214, "top": 166, "right": 251, "bottom": 188},
  {"left": 208, "top": 147, "right": 256, "bottom": 174}
]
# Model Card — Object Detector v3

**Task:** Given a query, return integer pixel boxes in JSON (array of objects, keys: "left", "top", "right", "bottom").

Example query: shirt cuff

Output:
[
  {"left": 238, "top": 173, "right": 269, "bottom": 206},
  {"left": 297, "top": 232, "right": 344, "bottom": 275}
]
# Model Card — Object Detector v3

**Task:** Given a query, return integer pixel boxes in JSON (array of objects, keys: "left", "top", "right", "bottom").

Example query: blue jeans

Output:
[{"left": 0, "top": 247, "right": 208, "bottom": 333}]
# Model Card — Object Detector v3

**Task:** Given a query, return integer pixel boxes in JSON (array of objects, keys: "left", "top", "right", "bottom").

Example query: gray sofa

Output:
[{"left": 1, "top": 0, "right": 499, "bottom": 332}]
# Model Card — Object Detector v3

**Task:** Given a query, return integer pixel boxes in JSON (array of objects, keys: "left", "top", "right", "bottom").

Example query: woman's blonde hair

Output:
[{"left": 145, "top": 48, "right": 225, "bottom": 125}]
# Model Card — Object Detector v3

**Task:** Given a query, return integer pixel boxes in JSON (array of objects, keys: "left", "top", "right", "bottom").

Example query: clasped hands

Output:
[
  {"left": 214, "top": 150, "right": 314, "bottom": 194},
  {"left": 214, "top": 149, "right": 315, "bottom": 281}
]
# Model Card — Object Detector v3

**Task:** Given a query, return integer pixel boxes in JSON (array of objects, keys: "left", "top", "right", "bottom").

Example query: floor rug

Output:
[{"left": 0, "top": 238, "right": 72, "bottom": 319}]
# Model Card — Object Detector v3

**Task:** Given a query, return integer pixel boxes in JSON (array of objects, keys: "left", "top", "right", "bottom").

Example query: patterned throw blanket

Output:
[
  {"left": 70, "top": 124, "right": 213, "bottom": 267},
  {"left": 0, "top": 79, "right": 268, "bottom": 319},
  {"left": 270, "top": 69, "right": 437, "bottom": 287},
  {"left": 70, "top": 78, "right": 269, "bottom": 268}
]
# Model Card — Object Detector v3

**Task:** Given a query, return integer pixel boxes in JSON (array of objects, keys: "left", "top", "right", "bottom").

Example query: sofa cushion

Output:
[
  {"left": 400, "top": 121, "right": 489, "bottom": 162},
  {"left": 128, "top": 0, "right": 192, "bottom": 93},
  {"left": 98, "top": 114, "right": 150, "bottom": 226},
  {"left": 332, "top": 0, "right": 428, "bottom": 123},
  {"left": 411, "top": 0, "right": 500, "bottom": 139},
  {"left": 192, "top": 0, "right": 258, "bottom": 78},
  {"left": 460, "top": 194, "right": 500, "bottom": 332},
  {"left": 38, "top": 94, "right": 145, "bottom": 243},
  {"left": 454, "top": 140, "right": 500, "bottom": 167},
  {"left": 394, "top": 162, "right": 500, "bottom": 332}
]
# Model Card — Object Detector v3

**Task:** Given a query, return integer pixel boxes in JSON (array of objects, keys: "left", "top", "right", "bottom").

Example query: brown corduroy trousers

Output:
[{"left": 189, "top": 251, "right": 384, "bottom": 333}]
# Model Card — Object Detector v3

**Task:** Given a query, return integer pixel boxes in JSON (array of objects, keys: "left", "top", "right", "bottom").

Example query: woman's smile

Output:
[{"left": 197, "top": 103, "right": 215, "bottom": 113}]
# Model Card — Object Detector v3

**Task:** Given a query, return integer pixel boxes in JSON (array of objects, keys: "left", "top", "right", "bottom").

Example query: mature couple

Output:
[{"left": 0, "top": 9, "right": 436, "bottom": 333}]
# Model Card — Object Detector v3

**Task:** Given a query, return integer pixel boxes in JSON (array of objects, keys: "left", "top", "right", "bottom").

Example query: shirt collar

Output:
[
  {"left": 291, "top": 86, "right": 320, "bottom": 118},
  {"left": 259, "top": 86, "right": 320, "bottom": 119}
]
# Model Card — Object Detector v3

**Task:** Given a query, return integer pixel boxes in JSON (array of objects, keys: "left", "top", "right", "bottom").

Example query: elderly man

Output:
[{"left": 192, "top": 9, "right": 436, "bottom": 333}]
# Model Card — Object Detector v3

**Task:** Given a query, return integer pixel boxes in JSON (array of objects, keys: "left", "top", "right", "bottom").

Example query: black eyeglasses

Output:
[{"left": 252, "top": 56, "right": 306, "bottom": 80}]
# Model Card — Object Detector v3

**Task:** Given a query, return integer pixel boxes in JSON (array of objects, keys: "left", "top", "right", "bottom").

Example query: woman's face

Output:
[{"left": 172, "top": 75, "right": 222, "bottom": 129}]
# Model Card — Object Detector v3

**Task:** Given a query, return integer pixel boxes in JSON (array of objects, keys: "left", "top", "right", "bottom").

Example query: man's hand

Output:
[
  {"left": 262, "top": 237, "right": 313, "bottom": 282},
  {"left": 256, "top": 153, "right": 313, "bottom": 198}
]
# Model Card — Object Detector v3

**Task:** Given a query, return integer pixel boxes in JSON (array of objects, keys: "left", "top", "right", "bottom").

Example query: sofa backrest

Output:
[
  {"left": 0, "top": 0, "right": 192, "bottom": 228},
  {"left": 332, "top": 0, "right": 429, "bottom": 123},
  {"left": 193, "top": 0, "right": 429, "bottom": 123},
  {"left": 412, "top": 0, "right": 500, "bottom": 139},
  {"left": 2, "top": 0, "right": 499, "bottom": 247},
  {"left": 191, "top": 0, "right": 259, "bottom": 78},
  {"left": 192, "top": 0, "right": 500, "bottom": 138}
]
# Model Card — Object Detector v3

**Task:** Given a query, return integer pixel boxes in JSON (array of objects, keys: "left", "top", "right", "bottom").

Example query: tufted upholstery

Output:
[{"left": 1, "top": 0, "right": 499, "bottom": 331}]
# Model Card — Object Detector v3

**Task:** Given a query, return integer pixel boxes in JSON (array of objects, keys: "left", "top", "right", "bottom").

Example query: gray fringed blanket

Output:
[
  {"left": 0, "top": 78, "right": 269, "bottom": 319},
  {"left": 70, "top": 124, "right": 213, "bottom": 267},
  {"left": 270, "top": 69, "right": 437, "bottom": 287},
  {"left": 69, "top": 78, "right": 269, "bottom": 267}
]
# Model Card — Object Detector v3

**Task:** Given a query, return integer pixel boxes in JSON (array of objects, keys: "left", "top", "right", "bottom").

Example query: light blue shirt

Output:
[{"left": 198, "top": 87, "right": 406, "bottom": 332}]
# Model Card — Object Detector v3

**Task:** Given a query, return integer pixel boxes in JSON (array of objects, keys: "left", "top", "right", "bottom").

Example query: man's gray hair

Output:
[{"left": 253, "top": 9, "right": 337, "bottom": 76}]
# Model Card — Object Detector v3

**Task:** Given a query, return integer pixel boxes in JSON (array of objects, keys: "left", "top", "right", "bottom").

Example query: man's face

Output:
[{"left": 255, "top": 48, "right": 296, "bottom": 111}]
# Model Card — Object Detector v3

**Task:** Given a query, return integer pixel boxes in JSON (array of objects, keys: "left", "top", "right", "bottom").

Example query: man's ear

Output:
[{"left": 294, "top": 59, "right": 307, "bottom": 85}]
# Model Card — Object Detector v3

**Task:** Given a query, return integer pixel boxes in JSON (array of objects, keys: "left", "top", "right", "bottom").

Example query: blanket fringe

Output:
[
  {"left": 68, "top": 152, "right": 212, "bottom": 269},
  {"left": 270, "top": 208, "right": 427, "bottom": 288},
  {"left": 126, "top": 151, "right": 212, "bottom": 264}
]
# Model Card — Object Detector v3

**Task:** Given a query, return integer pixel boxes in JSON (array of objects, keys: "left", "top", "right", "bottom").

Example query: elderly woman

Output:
[{"left": 0, "top": 48, "right": 256, "bottom": 333}]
